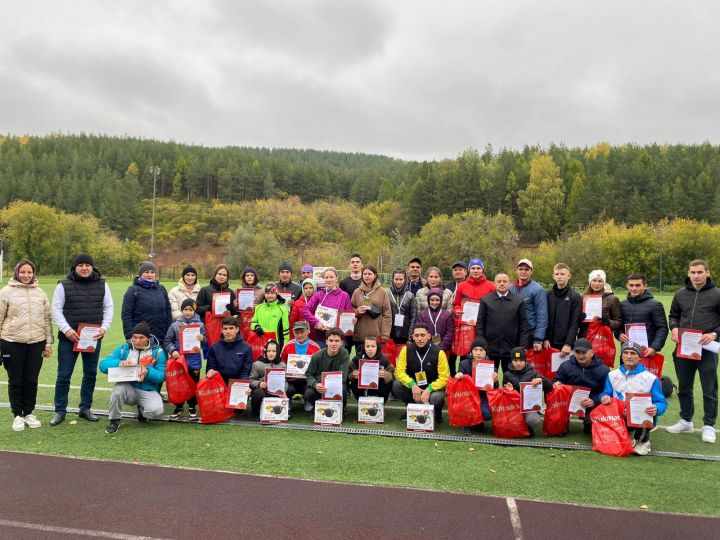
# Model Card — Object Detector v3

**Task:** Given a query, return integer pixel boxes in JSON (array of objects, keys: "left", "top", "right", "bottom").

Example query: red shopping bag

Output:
[
  {"left": 196, "top": 376, "right": 233, "bottom": 424},
  {"left": 239, "top": 309, "right": 254, "bottom": 340},
  {"left": 586, "top": 320, "right": 616, "bottom": 368},
  {"left": 452, "top": 323, "right": 475, "bottom": 357},
  {"left": 590, "top": 398, "right": 634, "bottom": 457},
  {"left": 204, "top": 314, "right": 223, "bottom": 347},
  {"left": 381, "top": 340, "right": 398, "bottom": 366},
  {"left": 165, "top": 355, "right": 197, "bottom": 405},
  {"left": 245, "top": 331, "right": 276, "bottom": 361},
  {"left": 447, "top": 375, "right": 484, "bottom": 427},
  {"left": 486, "top": 388, "right": 530, "bottom": 438},
  {"left": 543, "top": 383, "right": 573, "bottom": 436},
  {"left": 640, "top": 353, "right": 664, "bottom": 378},
  {"left": 526, "top": 348, "right": 555, "bottom": 379}
]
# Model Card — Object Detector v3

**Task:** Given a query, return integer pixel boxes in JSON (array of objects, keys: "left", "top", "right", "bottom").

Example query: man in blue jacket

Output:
[
  {"left": 99, "top": 322, "right": 167, "bottom": 434},
  {"left": 552, "top": 338, "right": 610, "bottom": 433},
  {"left": 206, "top": 317, "right": 254, "bottom": 384},
  {"left": 510, "top": 259, "right": 548, "bottom": 352}
]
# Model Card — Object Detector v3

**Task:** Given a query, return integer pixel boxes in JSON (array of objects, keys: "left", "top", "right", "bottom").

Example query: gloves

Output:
[{"left": 254, "top": 327, "right": 265, "bottom": 337}]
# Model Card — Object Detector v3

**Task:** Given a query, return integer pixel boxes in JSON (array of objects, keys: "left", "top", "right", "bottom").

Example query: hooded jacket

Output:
[
  {"left": 301, "top": 287, "right": 353, "bottom": 341},
  {"left": 168, "top": 279, "right": 201, "bottom": 321},
  {"left": 249, "top": 354, "right": 288, "bottom": 390},
  {"left": 206, "top": 334, "right": 254, "bottom": 380},
  {"left": 163, "top": 313, "right": 207, "bottom": 370},
  {"left": 668, "top": 277, "right": 720, "bottom": 336},
  {"left": 387, "top": 285, "right": 417, "bottom": 343},
  {"left": 601, "top": 363, "right": 668, "bottom": 417},
  {"left": 121, "top": 277, "right": 173, "bottom": 340},
  {"left": 415, "top": 307, "right": 455, "bottom": 353},
  {"left": 252, "top": 299, "right": 290, "bottom": 348},
  {"left": 546, "top": 284, "right": 582, "bottom": 348},
  {"left": 552, "top": 354, "right": 610, "bottom": 406},
  {"left": 99, "top": 335, "right": 166, "bottom": 392},
  {"left": 502, "top": 363, "right": 552, "bottom": 393},
  {"left": 415, "top": 286, "right": 453, "bottom": 312},
  {"left": 289, "top": 278, "right": 316, "bottom": 329},
  {"left": 617, "top": 290, "right": 669, "bottom": 351},
  {"left": 0, "top": 278, "right": 53, "bottom": 345},
  {"left": 351, "top": 280, "right": 392, "bottom": 341},
  {"left": 196, "top": 278, "right": 236, "bottom": 318}
]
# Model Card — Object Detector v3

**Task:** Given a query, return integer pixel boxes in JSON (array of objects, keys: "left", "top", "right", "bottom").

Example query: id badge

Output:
[
  {"left": 432, "top": 334, "right": 441, "bottom": 344},
  {"left": 415, "top": 371, "right": 428, "bottom": 387},
  {"left": 394, "top": 314, "right": 405, "bottom": 327}
]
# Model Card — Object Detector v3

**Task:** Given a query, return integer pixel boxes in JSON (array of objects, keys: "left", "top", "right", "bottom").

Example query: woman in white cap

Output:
[{"left": 580, "top": 269, "right": 622, "bottom": 335}]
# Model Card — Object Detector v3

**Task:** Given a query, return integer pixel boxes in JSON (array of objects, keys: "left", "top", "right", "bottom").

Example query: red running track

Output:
[{"left": 0, "top": 451, "right": 717, "bottom": 539}]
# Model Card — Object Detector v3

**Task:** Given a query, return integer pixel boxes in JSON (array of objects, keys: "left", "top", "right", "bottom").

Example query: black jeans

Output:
[
  {"left": 2, "top": 340, "right": 45, "bottom": 417},
  {"left": 349, "top": 378, "right": 393, "bottom": 402},
  {"left": 673, "top": 350, "right": 718, "bottom": 426},
  {"left": 304, "top": 384, "right": 348, "bottom": 409},
  {"left": 391, "top": 380, "right": 445, "bottom": 418}
]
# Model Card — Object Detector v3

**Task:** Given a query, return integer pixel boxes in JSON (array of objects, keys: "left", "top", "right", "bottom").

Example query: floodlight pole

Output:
[{"left": 149, "top": 166, "right": 160, "bottom": 261}]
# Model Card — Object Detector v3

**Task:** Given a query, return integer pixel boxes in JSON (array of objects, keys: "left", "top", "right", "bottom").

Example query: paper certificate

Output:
[
  {"left": 394, "top": 314, "right": 405, "bottom": 327},
  {"left": 358, "top": 360, "right": 380, "bottom": 389},
  {"left": 677, "top": 328, "right": 703, "bottom": 360},
  {"left": 461, "top": 301, "right": 480, "bottom": 323},
  {"left": 226, "top": 379, "right": 250, "bottom": 409},
  {"left": 338, "top": 310, "right": 355, "bottom": 336},
  {"left": 237, "top": 288, "right": 255, "bottom": 310},
  {"left": 702, "top": 340, "right": 720, "bottom": 354},
  {"left": 108, "top": 365, "right": 141, "bottom": 382},
  {"left": 265, "top": 368, "right": 286, "bottom": 397},
  {"left": 520, "top": 382, "right": 543, "bottom": 412},
  {"left": 625, "top": 323, "right": 649, "bottom": 349},
  {"left": 582, "top": 295, "right": 603, "bottom": 321},
  {"left": 626, "top": 393, "right": 654, "bottom": 428},
  {"left": 550, "top": 352, "right": 567, "bottom": 373},
  {"left": 568, "top": 386, "right": 591, "bottom": 417},
  {"left": 313, "top": 267, "right": 330, "bottom": 287},
  {"left": 179, "top": 324, "right": 202, "bottom": 354},
  {"left": 322, "top": 371, "right": 343, "bottom": 400},
  {"left": 279, "top": 292, "right": 292, "bottom": 302},
  {"left": 471, "top": 360, "right": 495, "bottom": 390},
  {"left": 286, "top": 354, "right": 311, "bottom": 378},
  {"left": 72, "top": 324, "right": 101, "bottom": 353},
  {"left": 212, "top": 292, "right": 232, "bottom": 316},
  {"left": 315, "top": 305, "right": 339, "bottom": 328}
]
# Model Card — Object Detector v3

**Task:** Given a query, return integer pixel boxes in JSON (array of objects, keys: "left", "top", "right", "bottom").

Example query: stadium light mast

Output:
[{"left": 148, "top": 165, "right": 160, "bottom": 262}]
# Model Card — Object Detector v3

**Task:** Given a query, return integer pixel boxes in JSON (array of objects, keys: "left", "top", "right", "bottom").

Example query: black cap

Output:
[
  {"left": 471, "top": 337, "right": 488, "bottom": 351},
  {"left": 408, "top": 257, "right": 422, "bottom": 265},
  {"left": 510, "top": 347, "right": 526, "bottom": 361},
  {"left": 182, "top": 265, "right": 197, "bottom": 277},
  {"left": 573, "top": 338, "right": 593, "bottom": 352},
  {"left": 180, "top": 298, "right": 197, "bottom": 312},
  {"left": 72, "top": 253, "right": 94, "bottom": 267},
  {"left": 131, "top": 322, "right": 151, "bottom": 338},
  {"left": 451, "top": 261, "right": 468, "bottom": 270}
]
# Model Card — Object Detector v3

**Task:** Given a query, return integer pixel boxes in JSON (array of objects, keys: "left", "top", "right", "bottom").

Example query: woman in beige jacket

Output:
[
  {"left": 168, "top": 265, "right": 201, "bottom": 320},
  {"left": 350, "top": 264, "right": 392, "bottom": 352},
  {"left": 0, "top": 260, "right": 53, "bottom": 431}
]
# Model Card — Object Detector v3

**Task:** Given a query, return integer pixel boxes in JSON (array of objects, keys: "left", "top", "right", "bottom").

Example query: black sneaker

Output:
[
  {"left": 137, "top": 406, "right": 147, "bottom": 423},
  {"left": 169, "top": 407, "right": 183, "bottom": 420},
  {"left": 400, "top": 412, "right": 407, "bottom": 421},
  {"left": 105, "top": 420, "right": 120, "bottom": 434},
  {"left": 434, "top": 414, "right": 443, "bottom": 425},
  {"left": 460, "top": 427, "right": 472, "bottom": 435}
]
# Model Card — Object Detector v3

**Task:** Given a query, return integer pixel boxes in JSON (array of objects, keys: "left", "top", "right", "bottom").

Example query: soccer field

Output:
[{"left": 0, "top": 278, "right": 718, "bottom": 516}]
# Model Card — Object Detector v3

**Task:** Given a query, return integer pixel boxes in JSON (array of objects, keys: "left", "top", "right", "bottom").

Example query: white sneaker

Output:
[
  {"left": 633, "top": 441, "right": 651, "bottom": 455},
  {"left": 23, "top": 414, "right": 41, "bottom": 429},
  {"left": 12, "top": 416, "right": 25, "bottom": 431},
  {"left": 701, "top": 426, "right": 716, "bottom": 443},
  {"left": 666, "top": 419, "right": 694, "bottom": 434}
]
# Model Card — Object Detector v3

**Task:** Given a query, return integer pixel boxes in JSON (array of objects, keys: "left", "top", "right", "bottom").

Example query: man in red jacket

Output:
[{"left": 452, "top": 258, "right": 496, "bottom": 317}]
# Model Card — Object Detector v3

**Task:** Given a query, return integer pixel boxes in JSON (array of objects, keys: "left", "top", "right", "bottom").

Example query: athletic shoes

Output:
[
  {"left": 23, "top": 414, "right": 41, "bottom": 428},
  {"left": 12, "top": 416, "right": 25, "bottom": 431},
  {"left": 136, "top": 406, "right": 147, "bottom": 423},
  {"left": 633, "top": 441, "right": 651, "bottom": 455},
  {"left": 105, "top": 420, "right": 120, "bottom": 434},
  {"left": 666, "top": 419, "right": 694, "bottom": 434},
  {"left": 702, "top": 426, "right": 716, "bottom": 443}
]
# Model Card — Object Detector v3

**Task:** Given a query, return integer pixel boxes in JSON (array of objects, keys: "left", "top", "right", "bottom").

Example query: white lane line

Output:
[
  {"left": 506, "top": 497, "right": 524, "bottom": 540},
  {"left": 0, "top": 518, "right": 170, "bottom": 540}
]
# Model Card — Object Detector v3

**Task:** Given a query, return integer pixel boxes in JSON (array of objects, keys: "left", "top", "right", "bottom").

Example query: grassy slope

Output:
[{"left": 0, "top": 278, "right": 718, "bottom": 515}]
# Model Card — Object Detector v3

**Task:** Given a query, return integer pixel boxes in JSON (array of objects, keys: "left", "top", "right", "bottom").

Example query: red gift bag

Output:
[
  {"left": 245, "top": 331, "right": 276, "bottom": 361},
  {"left": 239, "top": 309, "right": 255, "bottom": 340},
  {"left": 526, "top": 348, "right": 556, "bottom": 379},
  {"left": 196, "top": 376, "right": 233, "bottom": 424},
  {"left": 543, "top": 383, "right": 573, "bottom": 436},
  {"left": 452, "top": 323, "right": 475, "bottom": 357},
  {"left": 447, "top": 375, "right": 484, "bottom": 427},
  {"left": 640, "top": 353, "right": 664, "bottom": 378},
  {"left": 204, "top": 314, "right": 223, "bottom": 347},
  {"left": 486, "top": 388, "right": 530, "bottom": 438},
  {"left": 586, "top": 320, "right": 616, "bottom": 368},
  {"left": 381, "top": 340, "right": 399, "bottom": 366},
  {"left": 590, "top": 398, "right": 634, "bottom": 457},
  {"left": 165, "top": 355, "right": 197, "bottom": 405}
]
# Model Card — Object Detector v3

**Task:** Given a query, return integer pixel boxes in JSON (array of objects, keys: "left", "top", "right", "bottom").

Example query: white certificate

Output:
[
  {"left": 461, "top": 301, "right": 480, "bottom": 323},
  {"left": 338, "top": 311, "right": 355, "bottom": 335},
  {"left": 237, "top": 288, "right": 255, "bottom": 310},
  {"left": 358, "top": 360, "right": 380, "bottom": 389},
  {"left": 568, "top": 387, "right": 591, "bottom": 416},
  {"left": 583, "top": 295, "right": 603, "bottom": 321},
  {"left": 265, "top": 368, "right": 286, "bottom": 396},
  {"left": 702, "top": 340, "right": 720, "bottom": 353},
  {"left": 626, "top": 324, "right": 649, "bottom": 348},
  {"left": 228, "top": 381, "right": 250, "bottom": 407},
  {"left": 313, "top": 267, "right": 329, "bottom": 287},
  {"left": 180, "top": 325, "right": 202, "bottom": 354},
  {"left": 627, "top": 393, "right": 653, "bottom": 428},
  {"left": 108, "top": 365, "right": 141, "bottom": 382},
  {"left": 520, "top": 382, "right": 543, "bottom": 412},
  {"left": 315, "top": 305, "right": 338, "bottom": 328},
  {"left": 322, "top": 371, "right": 343, "bottom": 400},
  {"left": 679, "top": 329, "right": 703, "bottom": 359},
  {"left": 551, "top": 352, "right": 567, "bottom": 373},
  {"left": 212, "top": 292, "right": 232, "bottom": 316},
  {"left": 394, "top": 314, "right": 405, "bottom": 327},
  {"left": 472, "top": 361, "right": 495, "bottom": 390},
  {"left": 286, "top": 354, "right": 312, "bottom": 377},
  {"left": 75, "top": 325, "right": 100, "bottom": 352}
]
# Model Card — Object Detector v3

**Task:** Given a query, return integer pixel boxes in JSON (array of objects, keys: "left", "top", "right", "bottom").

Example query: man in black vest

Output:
[{"left": 50, "top": 254, "right": 114, "bottom": 426}]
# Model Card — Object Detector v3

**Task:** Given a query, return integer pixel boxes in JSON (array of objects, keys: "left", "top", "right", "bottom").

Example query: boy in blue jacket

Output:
[
  {"left": 99, "top": 322, "right": 166, "bottom": 434},
  {"left": 206, "top": 317, "right": 253, "bottom": 384}
]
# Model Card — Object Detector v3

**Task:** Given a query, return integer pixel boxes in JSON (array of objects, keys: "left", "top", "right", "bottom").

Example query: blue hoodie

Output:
[{"left": 601, "top": 363, "right": 668, "bottom": 418}]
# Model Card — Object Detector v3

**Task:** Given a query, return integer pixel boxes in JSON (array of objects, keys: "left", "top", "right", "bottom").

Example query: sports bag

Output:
[
  {"left": 586, "top": 320, "right": 616, "bottom": 368},
  {"left": 543, "top": 383, "right": 573, "bottom": 436},
  {"left": 486, "top": 388, "right": 530, "bottom": 438},
  {"left": 589, "top": 398, "right": 634, "bottom": 457},
  {"left": 165, "top": 355, "right": 196, "bottom": 405},
  {"left": 447, "top": 375, "right": 483, "bottom": 427},
  {"left": 196, "top": 376, "right": 233, "bottom": 424}
]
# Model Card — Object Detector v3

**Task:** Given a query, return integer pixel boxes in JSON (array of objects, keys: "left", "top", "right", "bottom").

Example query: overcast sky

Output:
[{"left": 1, "top": 1, "right": 718, "bottom": 161}]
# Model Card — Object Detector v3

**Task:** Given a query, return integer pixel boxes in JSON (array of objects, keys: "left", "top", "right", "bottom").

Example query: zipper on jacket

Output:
[{"left": 690, "top": 289, "right": 698, "bottom": 328}]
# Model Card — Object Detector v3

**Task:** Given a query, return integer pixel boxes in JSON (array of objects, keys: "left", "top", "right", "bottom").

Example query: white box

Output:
[
  {"left": 358, "top": 396, "right": 384, "bottom": 424},
  {"left": 406, "top": 403, "right": 435, "bottom": 432},
  {"left": 314, "top": 400, "right": 343, "bottom": 426},
  {"left": 260, "top": 397, "right": 289, "bottom": 424}
]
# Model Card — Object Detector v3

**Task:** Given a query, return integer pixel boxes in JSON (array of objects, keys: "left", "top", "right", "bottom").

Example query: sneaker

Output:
[
  {"left": 23, "top": 414, "right": 41, "bottom": 429},
  {"left": 303, "top": 402, "right": 314, "bottom": 413},
  {"left": 169, "top": 407, "right": 183, "bottom": 420},
  {"left": 460, "top": 427, "right": 472, "bottom": 435},
  {"left": 400, "top": 412, "right": 407, "bottom": 421},
  {"left": 702, "top": 426, "right": 716, "bottom": 444},
  {"left": 188, "top": 409, "right": 198, "bottom": 421},
  {"left": 136, "top": 406, "right": 147, "bottom": 423},
  {"left": 105, "top": 419, "right": 120, "bottom": 434},
  {"left": 633, "top": 441, "right": 651, "bottom": 455},
  {"left": 666, "top": 419, "right": 694, "bottom": 434},
  {"left": 434, "top": 414, "right": 443, "bottom": 425},
  {"left": 12, "top": 416, "right": 25, "bottom": 431}
]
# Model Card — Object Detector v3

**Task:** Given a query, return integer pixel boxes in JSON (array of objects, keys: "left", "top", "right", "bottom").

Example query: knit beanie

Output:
[
  {"left": 131, "top": 321, "right": 151, "bottom": 338},
  {"left": 72, "top": 253, "right": 95, "bottom": 268},
  {"left": 588, "top": 269, "right": 606, "bottom": 284},
  {"left": 470, "top": 337, "right": 488, "bottom": 352},
  {"left": 138, "top": 261, "right": 157, "bottom": 275},
  {"left": 182, "top": 265, "right": 198, "bottom": 277},
  {"left": 181, "top": 298, "right": 197, "bottom": 312}
]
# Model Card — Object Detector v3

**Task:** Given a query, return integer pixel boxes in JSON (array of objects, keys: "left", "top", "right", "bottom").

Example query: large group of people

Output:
[{"left": 0, "top": 252, "right": 717, "bottom": 453}]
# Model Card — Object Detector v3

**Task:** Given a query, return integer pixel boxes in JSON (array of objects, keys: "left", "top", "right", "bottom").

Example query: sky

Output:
[{"left": 1, "top": 1, "right": 719, "bottom": 161}]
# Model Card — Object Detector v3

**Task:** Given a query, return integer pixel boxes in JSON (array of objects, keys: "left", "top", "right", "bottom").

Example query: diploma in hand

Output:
[
  {"left": 73, "top": 324, "right": 101, "bottom": 353},
  {"left": 108, "top": 365, "right": 141, "bottom": 382},
  {"left": 520, "top": 382, "right": 543, "bottom": 412},
  {"left": 237, "top": 288, "right": 255, "bottom": 310},
  {"left": 226, "top": 379, "right": 250, "bottom": 409},
  {"left": 677, "top": 328, "right": 703, "bottom": 360},
  {"left": 625, "top": 323, "right": 649, "bottom": 349},
  {"left": 338, "top": 310, "right": 355, "bottom": 336},
  {"left": 179, "top": 324, "right": 202, "bottom": 354},
  {"left": 461, "top": 301, "right": 480, "bottom": 323},
  {"left": 322, "top": 371, "right": 343, "bottom": 400},
  {"left": 471, "top": 360, "right": 495, "bottom": 390},
  {"left": 568, "top": 386, "right": 591, "bottom": 417},
  {"left": 212, "top": 292, "right": 232, "bottom": 316},
  {"left": 626, "top": 393, "right": 654, "bottom": 428},
  {"left": 582, "top": 295, "right": 603, "bottom": 322},
  {"left": 265, "top": 368, "right": 286, "bottom": 397},
  {"left": 358, "top": 360, "right": 380, "bottom": 389}
]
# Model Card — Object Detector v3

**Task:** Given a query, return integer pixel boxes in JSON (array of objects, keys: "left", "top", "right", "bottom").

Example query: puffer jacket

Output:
[
  {"left": 0, "top": 278, "right": 53, "bottom": 345},
  {"left": 351, "top": 281, "right": 392, "bottom": 341},
  {"left": 415, "top": 286, "right": 453, "bottom": 312},
  {"left": 121, "top": 277, "right": 173, "bottom": 340},
  {"left": 387, "top": 287, "right": 417, "bottom": 343},
  {"left": 168, "top": 280, "right": 201, "bottom": 321},
  {"left": 617, "top": 290, "right": 669, "bottom": 351}
]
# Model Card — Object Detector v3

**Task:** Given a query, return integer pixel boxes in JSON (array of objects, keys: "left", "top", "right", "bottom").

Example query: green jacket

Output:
[
  {"left": 306, "top": 347, "right": 350, "bottom": 390},
  {"left": 251, "top": 301, "right": 290, "bottom": 347}
]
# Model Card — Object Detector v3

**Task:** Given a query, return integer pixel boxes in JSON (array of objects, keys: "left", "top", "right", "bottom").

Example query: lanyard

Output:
[
  {"left": 427, "top": 310, "right": 441, "bottom": 335},
  {"left": 415, "top": 348, "right": 429, "bottom": 370}
]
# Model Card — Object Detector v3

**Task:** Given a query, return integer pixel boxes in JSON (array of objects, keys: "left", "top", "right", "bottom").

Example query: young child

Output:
[
  {"left": 163, "top": 298, "right": 207, "bottom": 420},
  {"left": 249, "top": 340, "right": 287, "bottom": 421},
  {"left": 600, "top": 341, "right": 667, "bottom": 455},
  {"left": 456, "top": 337, "right": 497, "bottom": 433},
  {"left": 206, "top": 317, "right": 253, "bottom": 384},
  {"left": 289, "top": 278, "right": 316, "bottom": 329},
  {"left": 348, "top": 336, "right": 395, "bottom": 402},
  {"left": 502, "top": 347, "right": 553, "bottom": 435},
  {"left": 251, "top": 284, "right": 290, "bottom": 349}
]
